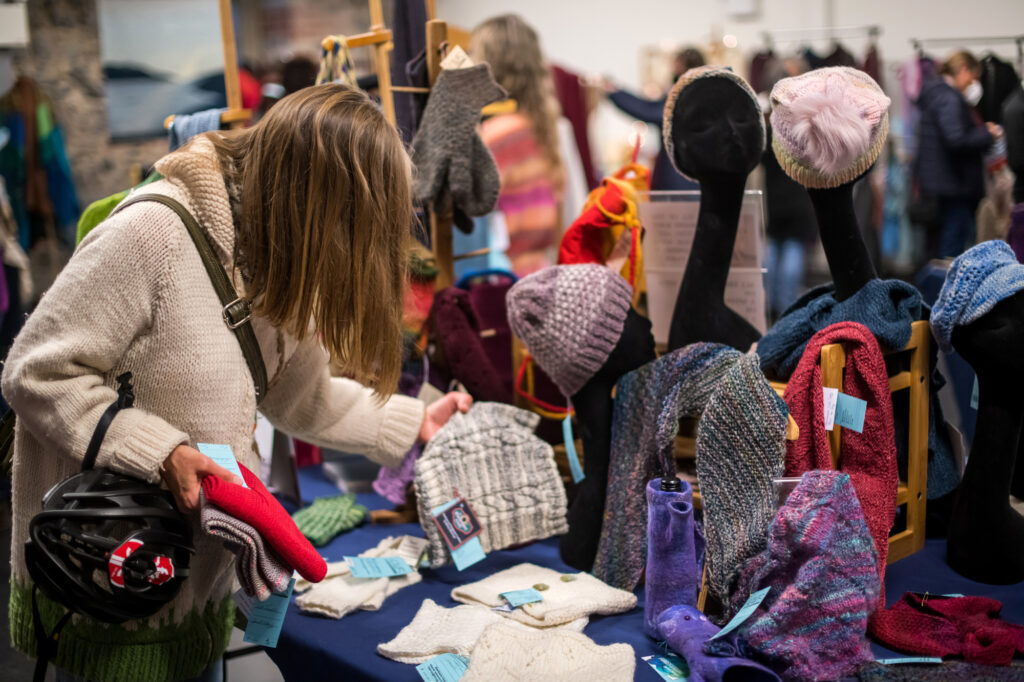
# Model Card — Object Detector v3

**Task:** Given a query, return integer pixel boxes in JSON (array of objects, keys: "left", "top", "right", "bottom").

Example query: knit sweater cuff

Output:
[
  {"left": 375, "top": 395, "right": 425, "bottom": 468},
  {"left": 99, "top": 409, "right": 189, "bottom": 484}
]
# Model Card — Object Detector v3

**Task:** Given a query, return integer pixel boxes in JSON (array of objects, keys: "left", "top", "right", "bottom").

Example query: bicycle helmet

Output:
[{"left": 24, "top": 373, "right": 194, "bottom": 624}]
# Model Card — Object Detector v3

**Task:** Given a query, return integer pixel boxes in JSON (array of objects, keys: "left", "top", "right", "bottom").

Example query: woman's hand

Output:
[
  {"left": 418, "top": 392, "right": 473, "bottom": 444},
  {"left": 987, "top": 122, "right": 1004, "bottom": 139},
  {"left": 162, "top": 444, "right": 243, "bottom": 513}
]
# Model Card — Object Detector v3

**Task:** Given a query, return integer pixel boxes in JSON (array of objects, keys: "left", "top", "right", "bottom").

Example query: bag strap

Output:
[
  {"left": 81, "top": 372, "right": 135, "bottom": 471},
  {"left": 114, "top": 194, "right": 268, "bottom": 404}
]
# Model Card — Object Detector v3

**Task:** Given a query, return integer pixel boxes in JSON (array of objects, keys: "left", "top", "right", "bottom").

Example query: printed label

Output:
[
  {"left": 198, "top": 443, "right": 247, "bottom": 488},
  {"left": 709, "top": 586, "right": 771, "bottom": 641},
  {"left": 822, "top": 387, "right": 839, "bottom": 431},
  {"left": 431, "top": 498, "right": 482, "bottom": 551},
  {"left": 344, "top": 555, "right": 414, "bottom": 579},
  {"left": 834, "top": 393, "right": 867, "bottom": 433},
  {"left": 243, "top": 578, "right": 294, "bottom": 648},
  {"left": 416, "top": 653, "right": 469, "bottom": 681},
  {"left": 499, "top": 588, "right": 544, "bottom": 608}
]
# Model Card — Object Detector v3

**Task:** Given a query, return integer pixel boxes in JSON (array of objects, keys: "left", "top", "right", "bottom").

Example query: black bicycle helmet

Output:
[{"left": 24, "top": 373, "right": 194, "bottom": 625}]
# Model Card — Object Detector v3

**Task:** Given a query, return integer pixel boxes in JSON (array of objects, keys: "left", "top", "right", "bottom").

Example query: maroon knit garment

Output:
[
  {"left": 871, "top": 593, "right": 1024, "bottom": 665},
  {"left": 783, "top": 321, "right": 898, "bottom": 607}
]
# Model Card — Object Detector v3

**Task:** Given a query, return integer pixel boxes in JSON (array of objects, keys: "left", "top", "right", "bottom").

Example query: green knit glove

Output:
[{"left": 291, "top": 494, "right": 368, "bottom": 547}]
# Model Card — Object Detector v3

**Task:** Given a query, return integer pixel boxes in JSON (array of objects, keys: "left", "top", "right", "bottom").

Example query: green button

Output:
[{"left": 532, "top": 583, "right": 549, "bottom": 592}]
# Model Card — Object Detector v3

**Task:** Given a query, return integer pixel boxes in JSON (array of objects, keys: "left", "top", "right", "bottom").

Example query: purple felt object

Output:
[
  {"left": 657, "top": 605, "right": 781, "bottom": 682},
  {"left": 1009, "top": 203, "right": 1024, "bottom": 264},
  {"left": 373, "top": 443, "right": 423, "bottom": 505},
  {"left": 644, "top": 478, "right": 701, "bottom": 638}
]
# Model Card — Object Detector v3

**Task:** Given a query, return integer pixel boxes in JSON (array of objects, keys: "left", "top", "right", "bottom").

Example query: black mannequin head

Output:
[
  {"left": 580, "top": 309, "right": 656, "bottom": 391},
  {"left": 951, "top": 292, "right": 1024, "bottom": 377},
  {"left": 668, "top": 77, "right": 763, "bottom": 181}
]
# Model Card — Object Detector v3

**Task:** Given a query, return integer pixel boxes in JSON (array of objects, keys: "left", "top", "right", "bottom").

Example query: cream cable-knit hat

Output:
[
  {"left": 462, "top": 622, "right": 636, "bottom": 682},
  {"left": 451, "top": 563, "right": 637, "bottom": 628}
]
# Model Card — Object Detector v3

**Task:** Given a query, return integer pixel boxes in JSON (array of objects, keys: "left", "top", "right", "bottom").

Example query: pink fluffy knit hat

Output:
[{"left": 770, "top": 66, "right": 890, "bottom": 189}]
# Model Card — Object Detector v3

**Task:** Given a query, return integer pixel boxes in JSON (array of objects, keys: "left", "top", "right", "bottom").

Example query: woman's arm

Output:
[
  {"left": 608, "top": 90, "right": 668, "bottom": 125},
  {"left": 1, "top": 204, "right": 191, "bottom": 484}
]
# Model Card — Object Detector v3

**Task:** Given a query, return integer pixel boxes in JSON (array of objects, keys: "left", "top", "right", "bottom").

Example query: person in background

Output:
[
  {"left": 915, "top": 50, "right": 1003, "bottom": 258},
  {"left": 471, "top": 14, "right": 567, "bottom": 276},
  {"left": 604, "top": 47, "right": 706, "bottom": 191}
]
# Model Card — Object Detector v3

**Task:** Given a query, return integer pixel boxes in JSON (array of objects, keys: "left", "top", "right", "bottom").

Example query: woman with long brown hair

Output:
[{"left": 2, "top": 84, "right": 469, "bottom": 682}]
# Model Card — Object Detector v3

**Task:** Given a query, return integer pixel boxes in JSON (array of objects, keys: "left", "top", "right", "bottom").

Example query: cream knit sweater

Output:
[{"left": 2, "top": 136, "right": 425, "bottom": 682}]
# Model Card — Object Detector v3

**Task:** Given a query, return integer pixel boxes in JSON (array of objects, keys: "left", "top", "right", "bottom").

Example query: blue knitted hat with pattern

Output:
[{"left": 931, "top": 240, "right": 1024, "bottom": 353}]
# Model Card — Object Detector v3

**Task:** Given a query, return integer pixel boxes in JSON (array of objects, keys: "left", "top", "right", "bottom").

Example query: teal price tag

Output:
[
  {"left": 416, "top": 653, "right": 469, "bottom": 681},
  {"left": 499, "top": 588, "right": 544, "bottom": 608},
  {"left": 876, "top": 657, "right": 942, "bottom": 665},
  {"left": 242, "top": 578, "right": 294, "bottom": 648},
  {"left": 709, "top": 586, "right": 770, "bottom": 641},
  {"left": 197, "top": 443, "right": 247, "bottom": 488},
  {"left": 562, "top": 416, "right": 584, "bottom": 484},
  {"left": 642, "top": 654, "right": 690, "bottom": 681},
  {"left": 344, "top": 555, "right": 413, "bottom": 578},
  {"left": 450, "top": 536, "right": 486, "bottom": 570},
  {"left": 834, "top": 393, "right": 867, "bottom": 433}
]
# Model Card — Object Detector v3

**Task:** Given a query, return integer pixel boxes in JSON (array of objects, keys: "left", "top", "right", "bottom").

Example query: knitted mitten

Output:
[
  {"left": 656, "top": 605, "right": 781, "bottom": 682},
  {"left": 643, "top": 478, "right": 700, "bottom": 639},
  {"left": 200, "top": 492, "right": 292, "bottom": 600},
  {"left": 201, "top": 463, "right": 327, "bottom": 582},
  {"left": 696, "top": 353, "right": 788, "bottom": 615},
  {"left": 461, "top": 623, "right": 635, "bottom": 682},
  {"left": 450, "top": 563, "right": 637, "bottom": 628},
  {"left": 291, "top": 493, "right": 368, "bottom": 547},
  {"left": 430, "top": 288, "right": 510, "bottom": 402},
  {"left": 411, "top": 64, "right": 507, "bottom": 226},
  {"left": 377, "top": 598, "right": 588, "bottom": 664}
]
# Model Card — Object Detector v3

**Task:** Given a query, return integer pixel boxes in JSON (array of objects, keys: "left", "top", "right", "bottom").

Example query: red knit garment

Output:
[
  {"left": 558, "top": 179, "right": 630, "bottom": 266},
  {"left": 202, "top": 462, "right": 327, "bottom": 582},
  {"left": 871, "top": 593, "right": 1024, "bottom": 665},
  {"left": 783, "top": 321, "right": 898, "bottom": 602}
]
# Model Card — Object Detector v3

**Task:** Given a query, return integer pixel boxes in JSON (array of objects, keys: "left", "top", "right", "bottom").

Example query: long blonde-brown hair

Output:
[
  {"left": 471, "top": 14, "right": 565, "bottom": 192},
  {"left": 210, "top": 84, "right": 410, "bottom": 398}
]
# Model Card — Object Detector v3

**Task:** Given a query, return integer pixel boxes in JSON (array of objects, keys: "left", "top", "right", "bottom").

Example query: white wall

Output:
[{"left": 437, "top": 0, "right": 1024, "bottom": 89}]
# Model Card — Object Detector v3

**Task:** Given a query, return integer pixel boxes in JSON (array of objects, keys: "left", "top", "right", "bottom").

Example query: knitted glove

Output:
[
  {"left": 200, "top": 492, "right": 292, "bottom": 600},
  {"left": 377, "top": 598, "right": 588, "bottom": 664},
  {"left": 411, "top": 64, "right": 507, "bottom": 227},
  {"left": 462, "top": 623, "right": 635, "bottom": 682},
  {"left": 291, "top": 493, "right": 368, "bottom": 547},
  {"left": 430, "top": 288, "right": 510, "bottom": 403},
  {"left": 201, "top": 462, "right": 327, "bottom": 582},
  {"left": 451, "top": 563, "right": 637, "bottom": 628}
]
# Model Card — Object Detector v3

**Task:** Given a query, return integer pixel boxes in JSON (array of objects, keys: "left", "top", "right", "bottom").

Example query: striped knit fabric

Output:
[
  {"left": 480, "top": 113, "right": 560, "bottom": 276},
  {"left": 593, "top": 343, "right": 742, "bottom": 590},
  {"left": 696, "top": 352, "right": 788, "bottom": 617},
  {"left": 291, "top": 493, "right": 368, "bottom": 547},
  {"left": 732, "top": 470, "right": 880, "bottom": 681}
]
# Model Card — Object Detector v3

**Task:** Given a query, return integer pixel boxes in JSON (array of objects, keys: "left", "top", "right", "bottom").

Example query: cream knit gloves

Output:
[
  {"left": 450, "top": 563, "right": 637, "bottom": 627},
  {"left": 295, "top": 536, "right": 427, "bottom": 619},
  {"left": 378, "top": 599, "right": 588, "bottom": 664}
]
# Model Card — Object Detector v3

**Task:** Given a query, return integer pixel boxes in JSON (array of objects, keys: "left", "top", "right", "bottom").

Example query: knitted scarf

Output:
[
  {"left": 783, "top": 321, "right": 897, "bottom": 607},
  {"left": 593, "top": 343, "right": 742, "bottom": 590}
]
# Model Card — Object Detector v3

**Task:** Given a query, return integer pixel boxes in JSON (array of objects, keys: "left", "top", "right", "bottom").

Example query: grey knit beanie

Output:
[
  {"left": 415, "top": 402, "right": 568, "bottom": 567},
  {"left": 506, "top": 264, "right": 633, "bottom": 398}
]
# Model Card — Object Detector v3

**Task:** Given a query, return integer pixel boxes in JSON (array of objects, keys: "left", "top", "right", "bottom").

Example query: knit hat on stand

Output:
[
  {"left": 291, "top": 493, "right": 367, "bottom": 547},
  {"left": 506, "top": 264, "right": 633, "bottom": 397},
  {"left": 462, "top": 622, "right": 636, "bottom": 682},
  {"left": 594, "top": 343, "right": 743, "bottom": 590},
  {"left": 732, "top": 471, "right": 881, "bottom": 681},
  {"left": 930, "top": 240, "right": 1024, "bottom": 353},
  {"left": 770, "top": 66, "right": 890, "bottom": 188},
  {"left": 414, "top": 403, "right": 568, "bottom": 567},
  {"left": 662, "top": 66, "right": 766, "bottom": 181},
  {"left": 696, "top": 352, "right": 789, "bottom": 616}
]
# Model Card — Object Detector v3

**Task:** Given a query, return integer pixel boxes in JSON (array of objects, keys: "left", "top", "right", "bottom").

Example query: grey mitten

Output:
[{"left": 411, "top": 64, "right": 507, "bottom": 225}]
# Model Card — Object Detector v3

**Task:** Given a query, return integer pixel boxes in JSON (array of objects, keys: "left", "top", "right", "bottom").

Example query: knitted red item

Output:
[
  {"left": 783, "top": 321, "right": 898, "bottom": 606},
  {"left": 430, "top": 287, "right": 510, "bottom": 403},
  {"left": 202, "top": 463, "right": 327, "bottom": 582},
  {"left": 870, "top": 593, "right": 1024, "bottom": 665}
]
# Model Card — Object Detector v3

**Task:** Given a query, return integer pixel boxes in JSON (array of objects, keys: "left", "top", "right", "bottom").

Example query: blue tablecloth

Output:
[{"left": 268, "top": 466, "right": 1024, "bottom": 681}]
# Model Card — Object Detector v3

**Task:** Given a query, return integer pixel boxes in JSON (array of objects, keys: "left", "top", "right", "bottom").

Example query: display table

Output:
[{"left": 268, "top": 466, "right": 1024, "bottom": 681}]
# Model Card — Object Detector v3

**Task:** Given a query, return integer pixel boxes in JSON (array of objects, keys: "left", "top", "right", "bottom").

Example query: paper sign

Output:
[
  {"left": 971, "top": 376, "right": 979, "bottom": 410},
  {"left": 876, "top": 658, "right": 942, "bottom": 665},
  {"left": 450, "top": 536, "right": 486, "bottom": 571},
  {"left": 243, "top": 578, "right": 294, "bottom": 648},
  {"left": 834, "top": 393, "right": 867, "bottom": 433},
  {"left": 416, "top": 653, "right": 469, "bottom": 682},
  {"left": 198, "top": 443, "right": 247, "bottom": 488},
  {"left": 822, "top": 387, "right": 839, "bottom": 431},
  {"left": 499, "top": 588, "right": 544, "bottom": 608},
  {"left": 709, "top": 586, "right": 770, "bottom": 641},
  {"left": 344, "top": 555, "right": 414, "bottom": 579},
  {"left": 642, "top": 654, "right": 690, "bottom": 681},
  {"left": 562, "top": 417, "right": 584, "bottom": 484}
]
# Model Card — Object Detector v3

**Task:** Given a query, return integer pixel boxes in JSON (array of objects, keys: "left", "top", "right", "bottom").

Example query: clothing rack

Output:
[
  {"left": 910, "top": 35, "right": 1024, "bottom": 74},
  {"left": 762, "top": 24, "right": 881, "bottom": 49}
]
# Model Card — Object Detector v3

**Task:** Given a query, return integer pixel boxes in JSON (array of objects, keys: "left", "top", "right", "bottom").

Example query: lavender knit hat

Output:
[
  {"left": 506, "top": 264, "right": 633, "bottom": 398},
  {"left": 930, "top": 240, "right": 1024, "bottom": 353},
  {"left": 662, "top": 65, "right": 766, "bottom": 181},
  {"left": 770, "top": 66, "right": 890, "bottom": 189}
]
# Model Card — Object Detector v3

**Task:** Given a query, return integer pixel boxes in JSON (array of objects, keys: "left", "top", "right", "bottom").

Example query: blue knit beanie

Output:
[{"left": 931, "top": 241, "right": 1024, "bottom": 353}]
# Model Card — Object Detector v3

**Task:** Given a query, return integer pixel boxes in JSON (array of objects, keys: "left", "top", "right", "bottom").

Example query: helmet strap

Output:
[
  {"left": 32, "top": 585, "right": 72, "bottom": 682},
  {"left": 81, "top": 372, "right": 135, "bottom": 472}
]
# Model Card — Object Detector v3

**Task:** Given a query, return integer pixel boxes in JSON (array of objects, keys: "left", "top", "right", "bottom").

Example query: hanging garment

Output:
[
  {"left": 389, "top": 0, "right": 428, "bottom": 143},
  {"left": 1003, "top": 86, "right": 1024, "bottom": 204},
  {"left": 863, "top": 44, "right": 882, "bottom": 83},
  {"left": 167, "top": 108, "right": 226, "bottom": 151},
  {"left": 551, "top": 65, "right": 599, "bottom": 189},
  {"left": 978, "top": 53, "right": 1021, "bottom": 124},
  {"left": 748, "top": 50, "right": 777, "bottom": 94}
]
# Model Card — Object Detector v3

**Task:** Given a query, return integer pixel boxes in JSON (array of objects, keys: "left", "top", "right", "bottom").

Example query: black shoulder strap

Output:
[
  {"left": 114, "top": 193, "right": 268, "bottom": 405},
  {"left": 81, "top": 372, "right": 134, "bottom": 471}
]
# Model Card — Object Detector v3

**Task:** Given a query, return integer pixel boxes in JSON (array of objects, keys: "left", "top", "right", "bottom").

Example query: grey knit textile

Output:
[
  {"left": 695, "top": 352, "right": 788, "bottom": 617},
  {"left": 506, "top": 264, "right": 633, "bottom": 397},
  {"left": 200, "top": 491, "right": 292, "bottom": 601},
  {"left": 411, "top": 64, "right": 507, "bottom": 217},
  {"left": 415, "top": 402, "right": 568, "bottom": 567}
]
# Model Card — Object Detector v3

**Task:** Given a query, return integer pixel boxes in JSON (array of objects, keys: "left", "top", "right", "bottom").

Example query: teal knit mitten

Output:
[{"left": 292, "top": 494, "right": 368, "bottom": 547}]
